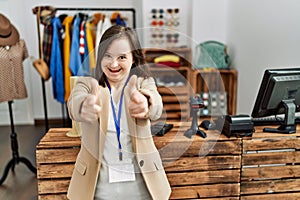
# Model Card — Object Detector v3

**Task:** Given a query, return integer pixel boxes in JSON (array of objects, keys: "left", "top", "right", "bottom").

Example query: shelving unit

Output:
[
  {"left": 150, "top": 66, "right": 191, "bottom": 120},
  {"left": 143, "top": 48, "right": 192, "bottom": 120},
  {"left": 191, "top": 69, "right": 238, "bottom": 116},
  {"left": 143, "top": 47, "right": 238, "bottom": 120}
]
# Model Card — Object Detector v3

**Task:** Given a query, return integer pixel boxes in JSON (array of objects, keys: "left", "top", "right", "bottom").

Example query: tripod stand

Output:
[{"left": 0, "top": 101, "right": 36, "bottom": 185}]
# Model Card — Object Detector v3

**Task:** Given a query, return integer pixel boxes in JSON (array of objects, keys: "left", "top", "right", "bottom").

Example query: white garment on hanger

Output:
[{"left": 95, "top": 17, "right": 112, "bottom": 61}]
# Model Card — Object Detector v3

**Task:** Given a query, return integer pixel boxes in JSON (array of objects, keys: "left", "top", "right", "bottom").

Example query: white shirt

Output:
[{"left": 94, "top": 98, "right": 151, "bottom": 200}]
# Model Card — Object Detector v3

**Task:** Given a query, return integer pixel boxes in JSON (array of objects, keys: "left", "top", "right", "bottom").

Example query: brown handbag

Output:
[
  {"left": 32, "top": 58, "right": 50, "bottom": 80},
  {"left": 32, "top": 7, "right": 50, "bottom": 81}
]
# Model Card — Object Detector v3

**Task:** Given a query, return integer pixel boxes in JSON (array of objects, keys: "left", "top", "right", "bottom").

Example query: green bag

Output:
[{"left": 195, "top": 40, "right": 230, "bottom": 69}]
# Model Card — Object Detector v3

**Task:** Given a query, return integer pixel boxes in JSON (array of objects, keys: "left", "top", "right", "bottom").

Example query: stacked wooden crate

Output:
[
  {"left": 36, "top": 122, "right": 242, "bottom": 199},
  {"left": 144, "top": 48, "right": 192, "bottom": 121},
  {"left": 191, "top": 69, "right": 238, "bottom": 116},
  {"left": 151, "top": 66, "right": 191, "bottom": 120},
  {"left": 154, "top": 122, "right": 242, "bottom": 199},
  {"left": 240, "top": 126, "right": 300, "bottom": 200},
  {"left": 36, "top": 128, "right": 80, "bottom": 200}
]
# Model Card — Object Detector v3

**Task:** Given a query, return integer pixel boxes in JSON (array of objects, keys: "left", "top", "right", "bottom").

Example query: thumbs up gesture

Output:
[
  {"left": 80, "top": 78, "right": 101, "bottom": 121},
  {"left": 128, "top": 75, "right": 149, "bottom": 118}
]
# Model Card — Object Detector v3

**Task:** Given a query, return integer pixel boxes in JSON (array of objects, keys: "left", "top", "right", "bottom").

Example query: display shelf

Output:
[
  {"left": 143, "top": 47, "right": 192, "bottom": 68},
  {"left": 144, "top": 48, "right": 192, "bottom": 121},
  {"left": 144, "top": 48, "right": 237, "bottom": 120},
  {"left": 150, "top": 66, "right": 191, "bottom": 120},
  {"left": 191, "top": 69, "right": 237, "bottom": 116}
]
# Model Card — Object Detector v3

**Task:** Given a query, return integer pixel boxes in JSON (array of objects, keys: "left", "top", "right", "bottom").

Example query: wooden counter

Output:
[
  {"left": 36, "top": 122, "right": 300, "bottom": 199},
  {"left": 240, "top": 125, "right": 300, "bottom": 200}
]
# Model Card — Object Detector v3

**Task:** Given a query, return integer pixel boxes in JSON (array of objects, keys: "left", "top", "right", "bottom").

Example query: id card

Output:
[{"left": 108, "top": 162, "right": 136, "bottom": 183}]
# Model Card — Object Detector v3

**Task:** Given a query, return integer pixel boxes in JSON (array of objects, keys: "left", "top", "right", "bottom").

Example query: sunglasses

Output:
[
  {"left": 151, "top": 8, "right": 164, "bottom": 19},
  {"left": 151, "top": 20, "right": 164, "bottom": 26},
  {"left": 152, "top": 33, "right": 164, "bottom": 38},
  {"left": 151, "top": 8, "right": 164, "bottom": 14},
  {"left": 166, "top": 20, "right": 179, "bottom": 27},
  {"left": 167, "top": 8, "right": 179, "bottom": 14},
  {"left": 166, "top": 33, "right": 179, "bottom": 43}
]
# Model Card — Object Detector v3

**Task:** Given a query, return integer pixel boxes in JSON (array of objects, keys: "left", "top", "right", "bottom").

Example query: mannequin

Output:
[{"left": 0, "top": 13, "right": 36, "bottom": 185}]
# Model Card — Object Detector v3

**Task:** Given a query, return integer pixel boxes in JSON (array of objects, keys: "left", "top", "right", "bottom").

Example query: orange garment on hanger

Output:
[
  {"left": 85, "top": 21, "right": 95, "bottom": 70},
  {"left": 62, "top": 15, "right": 73, "bottom": 101}
]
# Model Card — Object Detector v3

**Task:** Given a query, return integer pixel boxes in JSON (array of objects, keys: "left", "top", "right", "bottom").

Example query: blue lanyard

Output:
[{"left": 104, "top": 77, "right": 130, "bottom": 161}]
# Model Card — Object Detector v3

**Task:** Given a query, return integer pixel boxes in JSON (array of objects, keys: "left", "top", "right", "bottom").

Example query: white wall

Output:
[
  {"left": 226, "top": 0, "right": 300, "bottom": 114},
  {"left": 191, "top": 0, "right": 227, "bottom": 47}
]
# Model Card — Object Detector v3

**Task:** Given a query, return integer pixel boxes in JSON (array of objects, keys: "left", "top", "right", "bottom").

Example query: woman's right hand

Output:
[{"left": 79, "top": 79, "right": 101, "bottom": 122}]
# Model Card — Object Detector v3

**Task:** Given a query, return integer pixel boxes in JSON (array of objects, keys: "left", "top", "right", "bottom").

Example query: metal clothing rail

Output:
[
  {"left": 55, "top": 7, "right": 136, "bottom": 28},
  {"left": 33, "top": 6, "right": 136, "bottom": 131}
]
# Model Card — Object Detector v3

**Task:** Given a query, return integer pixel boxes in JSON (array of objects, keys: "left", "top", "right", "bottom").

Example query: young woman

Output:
[{"left": 67, "top": 25, "right": 171, "bottom": 200}]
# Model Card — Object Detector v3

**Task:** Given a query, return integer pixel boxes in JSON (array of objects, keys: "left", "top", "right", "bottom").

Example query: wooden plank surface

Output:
[
  {"left": 37, "top": 163, "right": 74, "bottom": 179},
  {"left": 164, "top": 155, "right": 241, "bottom": 172},
  {"left": 170, "top": 183, "right": 240, "bottom": 199},
  {"left": 242, "top": 165, "right": 300, "bottom": 181},
  {"left": 167, "top": 169, "right": 240, "bottom": 186},
  {"left": 240, "top": 179, "right": 300, "bottom": 195},
  {"left": 249, "top": 125, "right": 300, "bottom": 138},
  {"left": 242, "top": 151, "right": 300, "bottom": 166},
  {"left": 36, "top": 148, "right": 80, "bottom": 163},
  {"left": 243, "top": 137, "right": 300, "bottom": 152},
  {"left": 38, "top": 194, "right": 68, "bottom": 200},
  {"left": 158, "top": 86, "right": 190, "bottom": 95},
  {"left": 38, "top": 179, "right": 70, "bottom": 194},
  {"left": 240, "top": 193, "right": 300, "bottom": 200}
]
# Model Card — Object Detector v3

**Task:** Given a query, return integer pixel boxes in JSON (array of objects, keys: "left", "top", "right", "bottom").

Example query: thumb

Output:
[{"left": 128, "top": 75, "right": 138, "bottom": 97}]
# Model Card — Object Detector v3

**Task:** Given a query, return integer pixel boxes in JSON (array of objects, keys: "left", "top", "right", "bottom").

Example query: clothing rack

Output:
[
  {"left": 33, "top": 6, "right": 136, "bottom": 131},
  {"left": 55, "top": 7, "right": 136, "bottom": 28},
  {"left": 0, "top": 101, "right": 37, "bottom": 185}
]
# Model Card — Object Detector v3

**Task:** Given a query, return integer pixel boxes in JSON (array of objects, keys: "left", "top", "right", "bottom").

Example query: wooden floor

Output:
[{"left": 0, "top": 123, "right": 64, "bottom": 200}]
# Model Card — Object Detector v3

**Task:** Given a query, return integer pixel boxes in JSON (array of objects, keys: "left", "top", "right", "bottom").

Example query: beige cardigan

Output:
[{"left": 67, "top": 76, "right": 171, "bottom": 200}]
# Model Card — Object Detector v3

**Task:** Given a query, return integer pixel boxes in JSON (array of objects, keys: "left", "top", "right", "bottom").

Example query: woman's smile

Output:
[{"left": 108, "top": 67, "right": 122, "bottom": 73}]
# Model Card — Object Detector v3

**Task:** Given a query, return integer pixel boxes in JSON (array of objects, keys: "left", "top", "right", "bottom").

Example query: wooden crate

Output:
[
  {"left": 154, "top": 122, "right": 242, "bottom": 199},
  {"left": 143, "top": 48, "right": 192, "bottom": 121},
  {"left": 36, "top": 128, "right": 80, "bottom": 200},
  {"left": 36, "top": 122, "right": 242, "bottom": 199},
  {"left": 240, "top": 125, "right": 300, "bottom": 200},
  {"left": 143, "top": 47, "right": 192, "bottom": 68},
  {"left": 191, "top": 69, "right": 237, "bottom": 116},
  {"left": 150, "top": 67, "right": 191, "bottom": 120}
]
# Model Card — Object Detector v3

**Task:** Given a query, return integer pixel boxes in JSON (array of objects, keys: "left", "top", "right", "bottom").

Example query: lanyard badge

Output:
[{"left": 104, "top": 77, "right": 130, "bottom": 161}]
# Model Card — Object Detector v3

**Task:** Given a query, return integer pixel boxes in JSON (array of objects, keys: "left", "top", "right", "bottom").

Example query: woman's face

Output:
[{"left": 101, "top": 37, "right": 134, "bottom": 87}]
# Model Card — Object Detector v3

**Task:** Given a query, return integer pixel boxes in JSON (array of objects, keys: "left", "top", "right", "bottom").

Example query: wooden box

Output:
[
  {"left": 151, "top": 67, "right": 191, "bottom": 120},
  {"left": 240, "top": 126, "right": 300, "bottom": 200},
  {"left": 36, "top": 128, "right": 80, "bottom": 200},
  {"left": 143, "top": 48, "right": 192, "bottom": 121},
  {"left": 154, "top": 122, "right": 242, "bottom": 199},
  {"left": 191, "top": 69, "right": 238, "bottom": 116},
  {"left": 143, "top": 47, "right": 192, "bottom": 68},
  {"left": 36, "top": 122, "right": 242, "bottom": 199}
]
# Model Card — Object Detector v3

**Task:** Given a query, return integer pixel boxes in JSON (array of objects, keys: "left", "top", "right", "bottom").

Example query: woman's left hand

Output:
[{"left": 128, "top": 75, "right": 149, "bottom": 118}]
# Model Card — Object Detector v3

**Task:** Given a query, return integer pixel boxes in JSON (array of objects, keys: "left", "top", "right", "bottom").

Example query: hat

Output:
[{"left": 0, "top": 13, "right": 19, "bottom": 46}]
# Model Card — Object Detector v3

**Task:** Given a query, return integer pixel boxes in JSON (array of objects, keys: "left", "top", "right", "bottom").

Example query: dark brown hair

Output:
[{"left": 95, "top": 25, "right": 150, "bottom": 87}]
